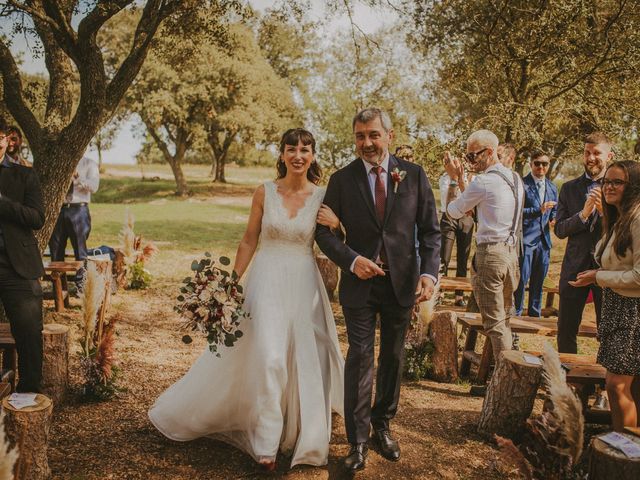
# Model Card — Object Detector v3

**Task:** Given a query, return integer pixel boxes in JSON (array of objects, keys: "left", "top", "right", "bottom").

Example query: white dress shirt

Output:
[
  {"left": 67, "top": 156, "right": 100, "bottom": 203},
  {"left": 447, "top": 163, "right": 524, "bottom": 245}
]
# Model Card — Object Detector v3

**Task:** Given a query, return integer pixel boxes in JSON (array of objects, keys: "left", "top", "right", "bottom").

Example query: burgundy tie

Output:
[{"left": 371, "top": 166, "right": 387, "bottom": 264}]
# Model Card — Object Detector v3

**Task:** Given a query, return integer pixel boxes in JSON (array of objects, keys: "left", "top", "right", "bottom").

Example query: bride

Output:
[{"left": 148, "top": 128, "right": 344, "bottom": 470}]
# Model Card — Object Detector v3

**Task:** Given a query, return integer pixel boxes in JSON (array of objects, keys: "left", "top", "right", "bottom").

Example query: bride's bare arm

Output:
[{"left": 232, "top": 185, "right": 265, "bottom": 280}]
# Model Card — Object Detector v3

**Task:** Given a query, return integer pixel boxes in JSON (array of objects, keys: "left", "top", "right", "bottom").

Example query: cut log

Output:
[
  {"left": 3, "top": 394, "right": 53, "bottom": 480},
  {"left": 428, "top": 311, "right": 458, "bottom": 383},
  {"left": 589, "top": 434, "right": 640, "bottom": 479},
  {"left": 42, "top": 323, "right": 69, "bottom": 406},
  {"left": 315, "top": 254, "right": 338, "bottom": 300},
  {"left": 477, "top": 350, "right": 543, "bottom": 439}
]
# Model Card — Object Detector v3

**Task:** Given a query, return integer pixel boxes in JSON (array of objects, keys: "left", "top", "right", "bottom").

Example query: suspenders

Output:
[{"left": 486, "top": 170, "right": 523, "bottom": 247}]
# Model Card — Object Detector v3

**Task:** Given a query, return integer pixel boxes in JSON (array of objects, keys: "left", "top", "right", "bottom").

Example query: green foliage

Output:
[
  {"left": 408, "top": 0, "right": 640, "bottom": 177},
  {"left": 128, "top": 261, "right": 152, "bottom": 290},
  {"left": 403, "top": 338, "right": 435, "bottom": 381}
]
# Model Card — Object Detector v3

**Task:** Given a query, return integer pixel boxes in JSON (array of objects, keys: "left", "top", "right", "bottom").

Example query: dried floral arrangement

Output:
[
  {"left": 176, "top": 253, "right": 248, "bottom": 356},
  {"left": 0, "top": 411, "right": 18, "bottom": 480},
  {"left": 119, "top": 209, "right": 158, "bottom": 289},
  {"left": 403, "top": 281, "right": 440, "bottom": 380},
  {"left": 79, "top": 262, "right": 123, "bottom": 400},
  {"left": 496, "top": 343, "right": 584, "bottom": 479}
]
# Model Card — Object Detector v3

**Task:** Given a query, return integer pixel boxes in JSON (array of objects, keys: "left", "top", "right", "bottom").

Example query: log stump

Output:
[
  {"left": 3, "top": 394, "right": 53, "bottom": 480},
  {"left": 315, "top": 254, "right": 338, "bottom": 300},
  {"left": 42, "top": 323, "right": 69, "bottom": 405},
  {"left": 477, "top": 350, "right": 543, "bottom": 439},
  {"left": 589, "top": 434, "right": 640, "bottom": 479},
  {"left": 428, "top": 311, "right": 458, "bottom": 383}
]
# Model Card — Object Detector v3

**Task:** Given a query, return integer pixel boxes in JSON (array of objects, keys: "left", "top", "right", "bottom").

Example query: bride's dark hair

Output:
[{"left": 277, "top": 128, "right": 322, "bottom": 185}]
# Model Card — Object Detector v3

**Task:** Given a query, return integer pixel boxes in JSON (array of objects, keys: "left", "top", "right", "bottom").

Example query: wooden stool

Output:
[
  {"left": 589, "top": 433, "right": 640, "bottom": 479},
  {"left": 3, "top": 393, "right": 53, "bottom": 480},
  {"left": 42, "top": 260, "right": 84, "bottom": 312},
  {"left": 42, "top": 323, "right": 70, "bottom": 405}
]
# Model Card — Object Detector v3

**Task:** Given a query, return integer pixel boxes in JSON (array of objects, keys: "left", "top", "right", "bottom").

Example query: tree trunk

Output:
[
  {"left": 215, "top": 156, "right": 226, "bottom": 183},
  {"left": 428, "top": 311, "right": 459, "bottom": 383},
  {"left": 589, "top": 435, "right": 640, "bottom": 479},
  {"left": 168, "top": 159, "right": 189, "bottom": 196},
  {"left": 477, "top": 350, "right": 543, "bottom": 440},
  {"left": 315, "top": 254, "right": 339, "bottom": 300},
  {"left": 3, "top": 394, "right": 53, "bottom": 480},
  {"left": 42, "top": 324, "right": 69, "bottom": 406}
]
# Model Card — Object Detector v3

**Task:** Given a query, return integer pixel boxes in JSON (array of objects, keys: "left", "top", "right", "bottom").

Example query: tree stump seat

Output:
[
  {"left": 42, "top": 260, "right": 84, "bottom": 312},
  {"left": 0, "top": 322, "right": 17, "bottom": 390},
  {"left": 589, "top": 433, "right": 640, "bottom": 479},
  {"left": 42, "top": 323, "right": 70, "bottom": 406}
]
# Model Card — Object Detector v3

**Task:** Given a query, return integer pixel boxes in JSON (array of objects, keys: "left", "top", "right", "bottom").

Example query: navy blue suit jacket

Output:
[
  {"left": 315, "top": 155, "right": 440, "bottom": 308},
  {"left": 522, "top": 173, "right": 558, "bottom": 250}
]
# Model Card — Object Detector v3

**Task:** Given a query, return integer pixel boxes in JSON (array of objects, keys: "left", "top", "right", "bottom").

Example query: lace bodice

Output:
[{"left": 260, "top": 181, "right": 325, "bottom": 254}]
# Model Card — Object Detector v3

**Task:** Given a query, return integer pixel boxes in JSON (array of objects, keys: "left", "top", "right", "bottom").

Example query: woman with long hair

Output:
[
  {"left": 149, "top": 129, "right": 344, "bottom": 470},
  {"left": 570, "top": 160, "right": 640, "bottom": 431}
]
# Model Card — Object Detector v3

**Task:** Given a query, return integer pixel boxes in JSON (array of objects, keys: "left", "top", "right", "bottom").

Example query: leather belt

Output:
[{"left": 62, "top": 202, "right": 88, "bottom": 208}]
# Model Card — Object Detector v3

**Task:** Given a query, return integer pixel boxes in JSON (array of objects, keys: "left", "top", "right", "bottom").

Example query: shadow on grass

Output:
[{"left": 94, "top": 177, "right": 257, "bottom": 203}]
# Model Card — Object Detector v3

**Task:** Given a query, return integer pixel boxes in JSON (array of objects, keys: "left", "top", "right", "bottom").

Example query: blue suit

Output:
[{"left": 514, "top": 173, "right": 558, "bottom": 316}]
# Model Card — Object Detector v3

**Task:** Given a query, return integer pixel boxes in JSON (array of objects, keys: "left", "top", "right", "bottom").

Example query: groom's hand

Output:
[
  {"left": 415, "top": 276, "right": 435, "bottom": 303},
  {"left": 353, "top": 256, "right": 385, "bottom": 280}
]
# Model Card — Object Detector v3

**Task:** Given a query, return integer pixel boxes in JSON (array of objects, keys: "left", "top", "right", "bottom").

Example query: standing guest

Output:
[
  {"left": 514, "top": 151, "right": 558, "bottom": 317},
  {"left": 570, "top": 161, "right": 640, "bottom": 431},
  {"left": 48, "top": 155, "right": 100, "bottom": 285},
  {"left": 316, "top": 108, "right": 440, "bottom": 472},
  {"left": 445, "top": 130, "right": 523, "bottom": 370},
  {"left": 0, "top": 117, "right": 45, "bottom": 392},
  {"left": 555, "top": 132, "right": 612, "bottom": 353},
  {"left": 497, "top": 143, "right": 516, "bottom": 169},
  {"left": 439, "top": 156, "right": 474, "bottom": 307},
  {"left": 6, "top": 126, "right": 30, "bottom": 167}
]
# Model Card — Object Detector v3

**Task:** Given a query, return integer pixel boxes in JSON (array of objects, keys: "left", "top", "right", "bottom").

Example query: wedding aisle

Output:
[{"left": 45, "top": 278, "right": 511, "bottom": 479}]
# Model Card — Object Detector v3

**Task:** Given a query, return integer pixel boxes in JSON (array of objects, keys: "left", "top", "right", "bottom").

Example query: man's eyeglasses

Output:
[
  {"left": 600, "top": 179, "right": 628, "bottom": 188},
  {"left": 0, "top": 135, "right": 7, "bottom": 142},
  {"left": 533, "top": 161, "right": 550, "bottom": 168},
  {"left": 465, "top": 148, "right": 488, "bottom": 163}
]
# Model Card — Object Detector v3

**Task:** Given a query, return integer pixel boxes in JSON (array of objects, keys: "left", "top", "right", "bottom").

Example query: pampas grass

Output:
[
  {"left": 80, "top": 261, "right": 107, "bottom": 355},
  {"left": 0, "top": 410, "right": 18, "bottom": 480},
  {"left": 119, "top": 209, "right": 136, "bottom": 266},
  {"left": 542, "top": 342, "right": 584, "bottom": 462}
]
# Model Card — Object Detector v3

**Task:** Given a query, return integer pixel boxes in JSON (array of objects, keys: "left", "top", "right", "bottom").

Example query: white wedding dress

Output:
[{"left": 149, "top": 181, "right": 344, "bottom": 467}]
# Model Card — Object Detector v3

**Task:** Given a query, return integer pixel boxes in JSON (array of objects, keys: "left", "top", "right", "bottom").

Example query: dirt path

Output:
[{"left": 47, "top": 284, "right": 511, "bottom": 480}]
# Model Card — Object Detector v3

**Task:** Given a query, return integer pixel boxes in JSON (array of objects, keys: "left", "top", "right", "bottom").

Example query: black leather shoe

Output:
[
  {"left": 343, "top": 443, "right": 368, "bottom": 472},
  {"left": 372, "top": 429, "right": 400, "bottom": 461}
]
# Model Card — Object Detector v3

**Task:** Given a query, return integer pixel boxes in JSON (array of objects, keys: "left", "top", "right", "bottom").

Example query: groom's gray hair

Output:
[{"left": 352, "top": 108, "right": 393, "bottom": 132}]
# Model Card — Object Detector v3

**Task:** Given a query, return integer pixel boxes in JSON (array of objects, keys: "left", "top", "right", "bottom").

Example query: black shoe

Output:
[
  {"left": 344, "top": 443, "right": 368, "bottom": 472},
  {"left": 372, "top": 429, "right": 400, "bottom": 461},
  {"left": 469, "top": 384, "right": 487, "bottom": 397}
]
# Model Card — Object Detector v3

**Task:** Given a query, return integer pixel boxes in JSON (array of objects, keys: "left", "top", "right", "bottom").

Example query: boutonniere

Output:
[{"left": 391, "top": 167, "right": 407, "bottom": 193}]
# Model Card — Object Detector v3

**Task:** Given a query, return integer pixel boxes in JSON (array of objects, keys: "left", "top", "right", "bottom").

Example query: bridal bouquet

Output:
[{"left": 175, "top": 253, "right": 248, "bottom": 356}]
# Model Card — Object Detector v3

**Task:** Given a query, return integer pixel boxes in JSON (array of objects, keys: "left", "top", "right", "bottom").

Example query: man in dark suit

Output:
[
  {"left": 555, "top": 132, "right": 613, "bottom": 353},
  {"left": 316, "top": 108, "right": 440, "bottom": 472},
  {"left": 514, "top": 151, "right": 558, "bottom": 317},
  {"left": 0, "top": 117, "right": 45, "bottom": 392}
]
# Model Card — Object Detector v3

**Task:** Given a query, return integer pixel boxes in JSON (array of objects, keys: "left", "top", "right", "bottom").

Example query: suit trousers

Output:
[
  {"left": 439, "top": 213, "right": 474, "bottom": 296},
  {"left": 514, "top": 242, "right": 550, "bottom": 317},
  {"left": 471, "top": 243, "right": 519, "bottom": 361},
  {"left": 342, "top": 274, "right": 412, "bottom": 444},
  {"left": 0, "top": 252, "right": 43, "bottom": 392},
  {"left": 558, "top": 285, "right": 602, "bottom": 353},
  {"left": 49, "top": 204, "right": 91, "bottom": 283}
]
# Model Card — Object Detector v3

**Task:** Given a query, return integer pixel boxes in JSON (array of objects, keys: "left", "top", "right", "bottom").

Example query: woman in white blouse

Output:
[{"left": 570, "top": 160, "right": 640, "bottom": 431}]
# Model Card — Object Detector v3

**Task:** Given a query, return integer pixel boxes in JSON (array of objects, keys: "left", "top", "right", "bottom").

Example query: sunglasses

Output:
[
  {"left": 601, "top": 179, "right": 628, "bottom": 188},
  {"left": 533, "top": 161, "right": 550, "bottom": 167},
  {"left": 465, "top": 148, "right": 488, "bottom": 163}
]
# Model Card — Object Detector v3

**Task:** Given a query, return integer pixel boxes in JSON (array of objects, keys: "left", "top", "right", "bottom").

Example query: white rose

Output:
[
  {"left": 213, "top": 290, "right": 228, "bottom": 304},
  {"left": 199, "top": 290, "right": 212, "bottom": 302}
]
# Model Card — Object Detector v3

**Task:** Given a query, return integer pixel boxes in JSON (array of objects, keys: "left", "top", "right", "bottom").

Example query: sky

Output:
[{"left": 3, "top": 1, "right": 397, "bottom": 165}]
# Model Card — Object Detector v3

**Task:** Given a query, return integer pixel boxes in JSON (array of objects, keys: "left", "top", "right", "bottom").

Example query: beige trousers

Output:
[{"left": 471, "top": 242, "right": 519, "bottom": 361}]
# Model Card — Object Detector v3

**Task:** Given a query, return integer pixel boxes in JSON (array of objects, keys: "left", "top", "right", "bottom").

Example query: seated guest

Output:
[
  {"left": 514, "top": 151, "right": 558, "bottom": 317},
  {"left": 0, "top": 117, "right": 45, "bottom": 392},
  {"left": 570, "top": 160, "right": 640, "bottom": 431}
]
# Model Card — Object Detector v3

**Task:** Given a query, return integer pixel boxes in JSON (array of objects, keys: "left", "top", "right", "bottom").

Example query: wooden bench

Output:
[
  {"left": 440, "top": 276, "right": 559, "bottom": 313},
  {"left": 0, "top": 323, "right": 17, "bottom": 391},
  {"left": 42, "top": 261, "right": 84, "bottom": 312},
  {"left": 457, "top": 312, "right": 597, "bottom": 383}
]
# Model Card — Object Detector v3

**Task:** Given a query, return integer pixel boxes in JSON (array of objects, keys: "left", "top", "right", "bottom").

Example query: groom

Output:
[{"left": 316, "top": 108, "right": 440, "bottom": 472}]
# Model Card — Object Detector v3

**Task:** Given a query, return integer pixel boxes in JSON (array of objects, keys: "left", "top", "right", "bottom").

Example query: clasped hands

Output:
[
  {"left": 581, "top": 187, "right": 603, "bottom": 219},
  {"left": 568, "top": 269, "right": 599, "bottom": 287}
]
